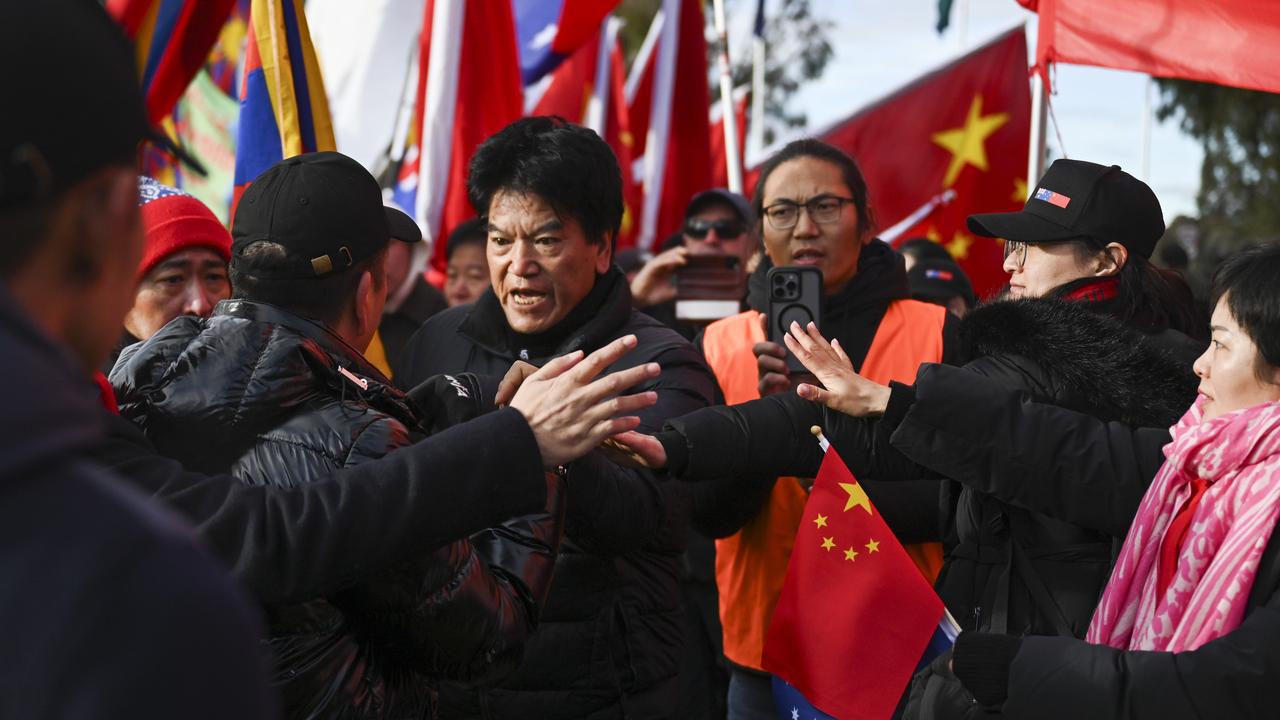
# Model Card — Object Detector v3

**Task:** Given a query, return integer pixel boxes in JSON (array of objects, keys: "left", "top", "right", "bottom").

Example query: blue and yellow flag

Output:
[{"left": 232, "top": 0, "right": 334, "bottom": 214}]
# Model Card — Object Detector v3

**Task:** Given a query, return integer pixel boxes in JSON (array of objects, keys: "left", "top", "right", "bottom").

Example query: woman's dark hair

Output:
[
  {"left": 751, "top": 138, "right": 875, "bottom": 238},
  {"left": 445, "top": 217, "right": 487, "bottom": 260},
  {"left": 900, "top": 236, "right": 953, "bottom": 264},
  {"left": 1050, "top": 238, "right": 1203, "bottom": 340},
  {"left": 1209, "top": 243, "right": 1280, "bottom": 379},
  {"left": 467, "top": 116, "right": 622, "bottom": 247}
]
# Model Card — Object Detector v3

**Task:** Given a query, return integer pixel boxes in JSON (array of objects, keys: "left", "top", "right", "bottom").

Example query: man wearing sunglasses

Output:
[{"left": 630, "top": 188, "right": 756, "bottom": 338}]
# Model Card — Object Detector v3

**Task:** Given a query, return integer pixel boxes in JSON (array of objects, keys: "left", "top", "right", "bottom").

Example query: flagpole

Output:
[
  {"left": 1140, "top": 76, "right": 1153, "bottom": 182},
  {"left": 748, "top": 0, "right": 766, "bottom": 165},
  {"left": 712, "top": 0, "right": 743, "bottom": 193},
  {"left": 1026, "top": 70, "right": 1048, "bottom": 188}
]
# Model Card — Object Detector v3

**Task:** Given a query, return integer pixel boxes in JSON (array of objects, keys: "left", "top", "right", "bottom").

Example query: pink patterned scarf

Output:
[{"left": 1086, "top": 397, "right": 1280, "bottom": 652}]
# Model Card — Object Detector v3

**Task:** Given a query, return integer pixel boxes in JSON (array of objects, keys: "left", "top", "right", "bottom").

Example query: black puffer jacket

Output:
[
  {"left": 398, "top": 268, "right": 719, "bottom": 720},
  {"left": 657, "top": 297, "right": 1198, "bottom": 638},
  {"left": 112, "top": 299, "right": 563, "bottom": 720}
]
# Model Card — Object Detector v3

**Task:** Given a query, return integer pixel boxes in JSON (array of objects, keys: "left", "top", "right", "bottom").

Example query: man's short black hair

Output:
[
  {"left": 230, "top": 241, "right": 385, "bottom": 326},
  {"left": 446, "top": 217, "right": 487, "bottom": 260},
  {"left": 1210, "top": 243, "right": 1280, "bottom": 380},
  {"left": 900, "top": 237, "right": 953, "bottom": 264},
  {"left": 466, "top": 116, "right": 622, "bottom": 246},
  {"left": 752, "top": 138, "right": 875, "bottom": 238}
]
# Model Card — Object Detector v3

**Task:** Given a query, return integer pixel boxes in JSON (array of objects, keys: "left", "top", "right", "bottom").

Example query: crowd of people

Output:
[{"left": 5, "top": 3, "right": 1280, "bottom": 719}]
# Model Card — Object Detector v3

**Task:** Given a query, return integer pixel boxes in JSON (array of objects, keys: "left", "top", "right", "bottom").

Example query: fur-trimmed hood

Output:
[{"left": 959, "top": 297, "right": 1199, "bottom": 428}]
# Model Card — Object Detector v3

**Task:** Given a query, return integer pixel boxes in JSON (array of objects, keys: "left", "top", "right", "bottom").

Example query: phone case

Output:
[{"left": 766, "top": 266, "right": 823, "bottom": 373}]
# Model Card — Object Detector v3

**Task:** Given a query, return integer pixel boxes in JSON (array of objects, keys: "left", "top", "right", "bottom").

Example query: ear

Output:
[
  {"left": 353, "top": 268, "right": 377, "bottom": 337},
  {"left": 594, "top": 233, "right": 614, "bottom": 274},
  {"left": 1096, "top": 242, "right": 1128, "bottom": 277}
]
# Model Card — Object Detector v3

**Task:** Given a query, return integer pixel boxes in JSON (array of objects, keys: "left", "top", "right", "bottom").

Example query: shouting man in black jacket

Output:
[
  {"left": 398, "top": 117, "right": 719, "bottom": 719},
  {"left": 113, "top": 152, "right": 660, "bottom": 719}
]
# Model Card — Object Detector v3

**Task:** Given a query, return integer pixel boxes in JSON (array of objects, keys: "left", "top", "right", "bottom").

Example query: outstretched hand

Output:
[
  {"left": 602, "top": 430, "right": 668, "bottom": 470},
  {"left": 509, "top": 335, "right": 660, "bottom": 468},
  {"left": 783, "top": 321, "right": 891, "bottom": 418}
]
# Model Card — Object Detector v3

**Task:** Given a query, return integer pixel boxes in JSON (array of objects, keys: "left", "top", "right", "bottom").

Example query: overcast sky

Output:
[{"left": 740, "top": 0, "right": 1202, "bottom": 221}]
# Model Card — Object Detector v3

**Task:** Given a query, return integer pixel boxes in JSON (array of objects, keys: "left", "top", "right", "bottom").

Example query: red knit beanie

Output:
[{"left": 136, "top": 176, "right": 232, "bottom": 282}]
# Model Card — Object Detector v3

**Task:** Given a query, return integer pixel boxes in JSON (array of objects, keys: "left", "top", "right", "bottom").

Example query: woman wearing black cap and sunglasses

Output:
[{"left": 611, "top": 159, "right": 1204, "bottom": 719}]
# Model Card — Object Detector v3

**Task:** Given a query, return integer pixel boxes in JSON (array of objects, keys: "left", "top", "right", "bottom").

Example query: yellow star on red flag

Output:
[
  {"left": 821, "top": 536, "right": 836, "bottom": 551},
  {"left": 839, "top": 482, "right": 872, "bottom": 515},
  {"left": 931, "top": 95, "right": 1010, "bottom": 187},
  {"left": 813, "top": 513, "right": 828, "bottom": 529},
  {"left": 865, "top": 538, "right": 880, "bottom": 553},
  {"left": 843, "top": 547, "right": 859, "bottom": 562}
]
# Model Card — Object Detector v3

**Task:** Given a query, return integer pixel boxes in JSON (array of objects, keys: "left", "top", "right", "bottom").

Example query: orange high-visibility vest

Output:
[{"left": 701, "top": 299, "right": 948, "bottom": 671}]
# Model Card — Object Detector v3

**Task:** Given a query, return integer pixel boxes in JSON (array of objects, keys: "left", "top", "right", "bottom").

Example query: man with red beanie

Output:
[{"left": 107, "top": 176, "right": 232, "bottom": 372}]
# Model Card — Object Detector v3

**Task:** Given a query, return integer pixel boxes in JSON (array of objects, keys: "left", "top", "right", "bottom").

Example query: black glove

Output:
[{"left": 405, "top": 372, "right": 488, "bottom": 435}]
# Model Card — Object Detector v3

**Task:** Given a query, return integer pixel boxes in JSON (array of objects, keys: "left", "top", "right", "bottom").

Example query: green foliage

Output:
[{"left": 1155, "top": 79, "right": 1280, "bottom": 264}]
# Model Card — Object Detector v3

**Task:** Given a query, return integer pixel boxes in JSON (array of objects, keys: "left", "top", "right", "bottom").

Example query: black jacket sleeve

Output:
[
  {"left": 92, "top": 406, "right": 549, "bottom": 605},
  {"left": 1001, "top": 592, "right": 1280, "bottom": 719},
  {"left": 889, "top": 363, "right": 1171, "bottom": 538},
  {"left": 553, "top": 341, "right": 714, "bottom": 557}
]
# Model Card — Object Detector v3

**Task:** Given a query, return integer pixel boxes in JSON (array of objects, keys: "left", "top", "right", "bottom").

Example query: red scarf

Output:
[{"left": 1061, "top": 277, "right": 1120, "bottom": 303}]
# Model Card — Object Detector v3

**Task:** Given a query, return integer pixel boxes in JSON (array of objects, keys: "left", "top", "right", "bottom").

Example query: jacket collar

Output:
[
  {"left": 215, "top": 299, "right": 387, "bottom": 382},
  {"left": 457, "top": 266, "right": 632, "bottom": 363}
]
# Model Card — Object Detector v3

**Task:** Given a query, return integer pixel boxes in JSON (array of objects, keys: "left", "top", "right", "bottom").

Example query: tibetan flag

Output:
[
  {"left": 107, "top": 0, "right": 238, "bottom": 124},
  {"left": 232, "top": 0, "right": 335, "bottom": 213},
  {"left": 744, "top": 28, "right": 1029, "bottom": 300},
  {"left": 762, "top": 443, "right": 951, "bottom": 720},
  {"left": 513, "top": 0, "right": 621, "bottom": 86}
]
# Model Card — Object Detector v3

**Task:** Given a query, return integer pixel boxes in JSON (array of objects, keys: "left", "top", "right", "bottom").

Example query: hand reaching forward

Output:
[
  {"left": 602, "top": 431, "right": 667, "bottom": 470},
  {"left": 509, "top": 334, "right": 660, "bottom": 468},
  {"left": 783, "top": 321, "right": 891, "bottom": 418}
]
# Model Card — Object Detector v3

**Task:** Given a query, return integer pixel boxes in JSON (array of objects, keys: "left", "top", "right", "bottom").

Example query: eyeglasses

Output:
[
  {"left": 684, "top": 218, "right": 746, "bottom": 240},
  {"left": 762, "top": 195, "right": 855, "bottom": 231},
  {"left": 1003, "top": 240, "right": 1029, "bottom": 270}
]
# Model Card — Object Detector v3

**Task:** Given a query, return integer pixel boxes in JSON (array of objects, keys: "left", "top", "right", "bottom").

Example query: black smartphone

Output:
[
  {"left": 675, "top": 254, "right": 746, "bottom": 322},
  {"left": 766, "top": 266, "right": 823, "bottom": 373}
]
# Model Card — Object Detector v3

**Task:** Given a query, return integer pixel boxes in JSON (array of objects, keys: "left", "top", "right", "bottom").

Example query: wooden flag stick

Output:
[{"left": 810, "top": 425, "right": 830, "bottom": 452}]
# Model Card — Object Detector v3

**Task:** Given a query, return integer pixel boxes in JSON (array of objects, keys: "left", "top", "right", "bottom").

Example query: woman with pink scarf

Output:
[{"left": 784, "top": 243, "right": 1280, "bottom": 718}]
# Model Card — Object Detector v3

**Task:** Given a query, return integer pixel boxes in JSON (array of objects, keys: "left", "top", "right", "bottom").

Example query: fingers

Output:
[
  {"left": 831, "top": 338, "right": 850, "bottom": 365},
  {"left": 752, "top": 340, "right": 786, "bottom": 359},
  {"left": 580, "top": 363, "right": 660, "bottom": 405},
  {"left": 495, "top": 360, "right": 538, "bottom": 407},
  {"left": 760, "top": 371, "right": 792, "bottom": 396},
  {"left": 531, "top": 349, "right": 585, "bottom": 382},
  {"left": 568, "top": 334, "right": 639, "bottom": 383},
  {"left": 796, "top": 382, "right": 832, "bottom": 407}
]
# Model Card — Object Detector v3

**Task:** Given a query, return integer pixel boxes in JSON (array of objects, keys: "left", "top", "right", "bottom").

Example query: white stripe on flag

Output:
[{"left": 416, "top": 0, "right": 465, "bottom": 247}]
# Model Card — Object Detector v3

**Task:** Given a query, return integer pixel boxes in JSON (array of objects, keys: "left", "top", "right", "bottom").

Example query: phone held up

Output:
[
  {"left": 766, "top": 266, "right": 823, "bottom": 373},
  {"left": 675, "top": 253, "right": 747, "bottom": 322}
]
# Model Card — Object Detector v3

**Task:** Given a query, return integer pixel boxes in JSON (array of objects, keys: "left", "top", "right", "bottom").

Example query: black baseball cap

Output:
[
  {"left": 908, "top": 258, "right": 975, "bottom": 307},
  {"left": 686, "top": 188, "right": 756, "bottom": 226},
  {"left": 967, "top": 159, "right": 1165, "bottom": 259},
  {"left": 231, "top": 152, "right": 421, "bottom": 279},
  {"left": 0, "top": 1, "right": 200, "bottom": 211}
]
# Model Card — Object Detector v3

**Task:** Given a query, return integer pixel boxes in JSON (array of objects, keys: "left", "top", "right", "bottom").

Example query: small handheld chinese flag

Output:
[{"left": 762, "top": 438, "right": 951, "bottom": 720}]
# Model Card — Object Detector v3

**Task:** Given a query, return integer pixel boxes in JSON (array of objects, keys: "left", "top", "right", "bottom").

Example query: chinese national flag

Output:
[
  {"left": 762, "top": 446, "right": 945, "bottom": 720},
  {"left": 745, "top": 28, "right": 1029, "bottom": 300},
  {"left": 1023, "top": 0, "right": 1280, "bottom": 95}
]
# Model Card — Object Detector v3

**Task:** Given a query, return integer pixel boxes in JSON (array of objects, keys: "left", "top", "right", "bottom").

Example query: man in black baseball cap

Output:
[{"left": 0, "top": 1, "right": 272, "bottom": 717}]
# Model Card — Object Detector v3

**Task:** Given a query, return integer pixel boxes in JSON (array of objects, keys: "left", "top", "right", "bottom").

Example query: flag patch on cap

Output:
[
  {"left": 1034, "top": 187, "right": 1071, "bottom": 208},
  {"left": 925, "top": 269, "right": 954, "bottom": 281}
]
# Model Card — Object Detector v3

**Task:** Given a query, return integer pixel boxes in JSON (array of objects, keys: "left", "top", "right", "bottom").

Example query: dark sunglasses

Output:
[{"left": 684, "top": 218, "right": 746, "bottom": 240}]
